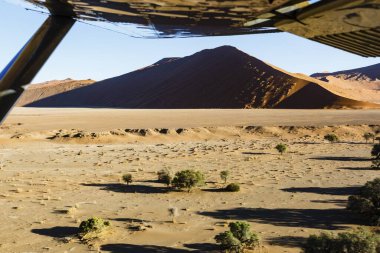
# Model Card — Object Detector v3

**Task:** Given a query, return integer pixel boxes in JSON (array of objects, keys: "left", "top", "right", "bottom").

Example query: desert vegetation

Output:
[
  {"left": 220, "top": 170, "right": 230, "bottom": 184},
  {"left": 122, "top": 173, "right": 133, "bottom": 185},
  {"left": 225, "top": 183, "right": 240, "bottom": 192},
  {"left": 371, "top": 144, "right": 380, "bottom": 169},
  {"left": 303, "top": 228, "right": 380, "bottom": 253},
  {"left": 364, "top": 132, "right": 376, "bottom": 143},
  {"left": 275, "top": 143, "right": 287, "bottom": 155},
  {"left": 157, "top": 168, "right": 172, "bottom": 186},
  {"left": 324, "top": 134, "right": 339, "bottom": 143},
  {"left": 171, "top": 169, "right": 205, "bottom": 192},
  {"left": 347, "top": 178, "right": 380, "bottom": 225},
  {"left": 78, "top": 217, "right": 110, "bottom": 240},
  {"left": 215, "top": 221, "right": 260, "bottom": 253}
]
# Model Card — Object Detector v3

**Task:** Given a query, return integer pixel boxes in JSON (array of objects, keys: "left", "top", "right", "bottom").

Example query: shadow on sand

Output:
[
  {"left": 310, "top": 199, "right": 347, "bottom": 207},
  {"left": 199, "top": 207, "right": 363, "bottom": 230},
  {"left": 338, "top": 166, "right": 377, "bottom": 171},
  {"left": 267, "top": 236, "right": 306, "bottom": 248},
  {"left": 281, "top": 186, "right": 360, "bottom": 196},
  {"left": 81, "top": 183, "right": 169, "bottom": 194},
  {"left": 31, "top": 226, "right": 78, "bottom": 238},
  {"left": 101, "top": 243, "right": 218, "bottom": 253},
  {"left": 309, "top": 156, "right": 371, "bottom": 162}
]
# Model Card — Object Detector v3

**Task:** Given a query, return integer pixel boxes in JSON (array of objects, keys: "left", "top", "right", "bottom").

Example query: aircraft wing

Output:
[{"left": 17, "top": 0, "right": 380, "bottom": 57}]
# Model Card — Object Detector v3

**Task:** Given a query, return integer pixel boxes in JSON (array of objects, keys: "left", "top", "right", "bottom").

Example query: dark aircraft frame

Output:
[{"left": 0, "top": 0, "right": 379, "bottom": 122}]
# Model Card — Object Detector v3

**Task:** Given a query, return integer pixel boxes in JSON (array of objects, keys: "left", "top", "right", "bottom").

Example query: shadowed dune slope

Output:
[
  {"left": 25, "top": 46, "right": 379, "bottom": 109},
  {"left": 276, "top": 83, "right": 380, "bottom": 109}
]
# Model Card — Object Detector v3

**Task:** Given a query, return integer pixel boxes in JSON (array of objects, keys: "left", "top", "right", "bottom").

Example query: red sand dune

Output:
[
  {"left": 23, "top": 46, "right": 380, "bottom": 109},
  {"left": 17, "top": 79, "right": 95, "bottom": 106}
]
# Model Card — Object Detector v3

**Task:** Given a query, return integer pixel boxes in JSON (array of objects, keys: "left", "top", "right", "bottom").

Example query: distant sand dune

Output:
[{"left": 21, "top": 46, "right": 380, "bottom": 109}]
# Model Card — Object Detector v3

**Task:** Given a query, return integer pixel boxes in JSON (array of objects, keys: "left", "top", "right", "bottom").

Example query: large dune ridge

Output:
[{"left": 22, "top": 46, "right": 380, "bottom": 109}]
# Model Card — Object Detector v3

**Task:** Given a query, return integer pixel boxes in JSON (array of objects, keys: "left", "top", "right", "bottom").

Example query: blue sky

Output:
[{"left": 1, "top": 0, "right": 379, "bottom": 83}]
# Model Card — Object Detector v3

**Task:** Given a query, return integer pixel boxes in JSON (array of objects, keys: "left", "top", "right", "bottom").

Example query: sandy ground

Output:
[{"left": 1, "top": 108, "right": 380, "bottom": 253}]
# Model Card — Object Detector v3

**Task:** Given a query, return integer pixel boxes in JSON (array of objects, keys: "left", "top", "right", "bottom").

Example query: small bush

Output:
[
  {"left": 215, "top": 221, "right": 260, "bottom": 253},
  {"left": 78, "top": 217, "right": 110, "bottom": 240},
  {"left": 157, "top": 168, "right": 172, "bottom": 186},
  {"left": 220, "top": 170, "right": 230, "bottom": 184},
  {"left": 303, "top": 228, "right": 380, "bottom": 253},
  {"left": 324, "top": 134, "right": 339, "bottom": 143},
  {"left": 275, "top": 143, "right": 287, "bottom": 155},
  {"left": 122, "top": 173, "right": 132, "bottom": 185},
  {"left": 364, "top": 133, "right": 375, "bottom": 143},
  {"left": 347, "top": 178, "right": 380, "bottom": 225},
  {"left": 172, "top": 170, "right": 205, "bottom": 192},
  {"left": 225, "top": 183, "right": 240, "bottom": 192}
]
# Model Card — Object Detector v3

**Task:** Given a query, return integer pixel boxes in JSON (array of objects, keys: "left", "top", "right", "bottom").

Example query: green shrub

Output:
[
  {"left": 303, "top": 228, "right": 380, "bottom": 253},
  {"left": 214, "top": 221, "right": 260, "bottom": 253},
  {"left": 172, "top": 170, "right": 205, "bottom": 192},
  {"left": 157, "top": 168, "right": 172, "bottom": 186},
  {"left": 220, "top": 170, "right": 230, "bottom": 184},
  {"left": 225, "top": 183, "right": 240, "bottom": 192},
  {"left": 78, "top": 217, "right": 110, "bottom": 240},
  {"left": 364, "top": 133, "right": 375, "bottom": 143},
  {"left": 275, "top": 143, "right": 287, "bottom": 155},
  {"left": 122, "top": 173, "right": 133, "bottom": 185},
  {"left": 324, "top": 134, "right": 339, "bottom": 143},
  {"left": 347, "top": 178, "right": 380, "bottom": 225}
]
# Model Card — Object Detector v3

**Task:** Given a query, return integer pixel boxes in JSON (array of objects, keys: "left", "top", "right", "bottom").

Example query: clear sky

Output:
[{"left": 1, "top": 0, "right": 379, "bottom": 83}]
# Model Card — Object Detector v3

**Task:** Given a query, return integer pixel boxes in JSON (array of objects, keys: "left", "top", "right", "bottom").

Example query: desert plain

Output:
[{"left": 1, "top": 107, "right": 380, "bottom": 253}]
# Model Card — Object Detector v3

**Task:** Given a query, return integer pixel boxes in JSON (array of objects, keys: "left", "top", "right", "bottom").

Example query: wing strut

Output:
[{"left": 0, "top": 15, "right": 75, "bottom": 123}]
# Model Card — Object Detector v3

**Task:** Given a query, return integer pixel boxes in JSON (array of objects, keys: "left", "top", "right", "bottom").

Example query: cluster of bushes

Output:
[
  {"left": 347, "top": 178, "right": 380, "bottom": 225},
  {"left": 122, "top": 169, "right": 240, "bottom": 193},
  {"left": 303, "top": 228, "right": 380, "bottom": 253},
  {"left": 215, "top": 221, "right": 260, "bottom": 253}
]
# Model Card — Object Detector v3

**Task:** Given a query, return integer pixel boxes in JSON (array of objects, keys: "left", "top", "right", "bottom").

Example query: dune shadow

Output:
[
  {"left": 267, "top": 236, "right": 306, "bottom": 248},
  {"left": 199, "top": 207, "right": 363, "bottom": 229},
  {"left": 31, "top": 226, "right": 78, "bottom": 238},
  {"left": 81, "top": 183, "right": 169, "bottom": 194},
  {"left": 309, "top": 156, "right": 371, "bottom": 162},
  {"left": 100, "top": 244, "right": 191, "bottom": 253},
  {"left": 281, "top": 186, "right": 360, "bottom": 196}
]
